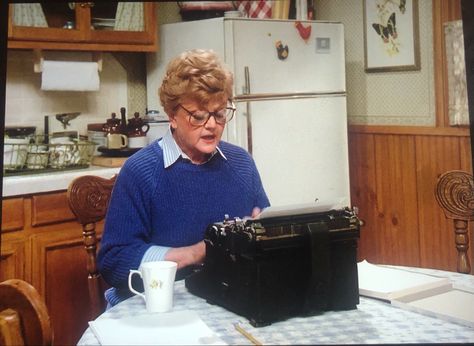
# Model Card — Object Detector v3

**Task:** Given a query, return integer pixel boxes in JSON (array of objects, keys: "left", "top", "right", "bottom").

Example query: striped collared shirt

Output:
[{"left": 158, "top": 126, "right": 227, "bottom": 167}]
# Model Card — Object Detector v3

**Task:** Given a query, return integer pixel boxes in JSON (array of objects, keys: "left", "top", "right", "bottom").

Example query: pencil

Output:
[{"left": 233, "top": 323, "right": 263, "bottom": 345}]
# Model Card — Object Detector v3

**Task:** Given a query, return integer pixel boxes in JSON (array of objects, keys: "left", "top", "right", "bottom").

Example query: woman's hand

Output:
[
  {"left": 164, "top": 208, "right": 261, "bottom": 269},
  {"left": 251, "top": 207, "right": 262, "bottom": 218},
  {"left": 164, "top": 240, "right": 205, "bottom": 269}
]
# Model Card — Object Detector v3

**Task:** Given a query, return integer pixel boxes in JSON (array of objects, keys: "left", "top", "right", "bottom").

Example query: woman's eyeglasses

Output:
[{"left": 178, "top": 101, "right": 236, "bottom": 126}]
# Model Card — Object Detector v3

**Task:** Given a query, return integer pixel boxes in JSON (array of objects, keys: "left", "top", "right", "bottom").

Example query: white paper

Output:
[
  {"left": 256, "top": 198, "right": 348, "bottom": 220},
  {"left": 89, "top": 310, "right": 226, "bottom": 345},
  {"left": 392, "top": 288, "right": 474, "bottom": 328},
  {"left": 41, "top": 60, "right": 100, "bottom": 91},
  {"left": 357, "top": 260, "right": 452, "bottom": 301}
]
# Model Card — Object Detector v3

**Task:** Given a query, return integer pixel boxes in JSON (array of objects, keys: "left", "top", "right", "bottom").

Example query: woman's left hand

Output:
[{"left": 251, "top": 207, "right": 262, "bottom": 218}]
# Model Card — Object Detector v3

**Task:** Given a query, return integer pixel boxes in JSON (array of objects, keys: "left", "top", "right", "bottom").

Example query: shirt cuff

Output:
[{"left": 141, "top": 245, "right": 171, "bottom": 264}]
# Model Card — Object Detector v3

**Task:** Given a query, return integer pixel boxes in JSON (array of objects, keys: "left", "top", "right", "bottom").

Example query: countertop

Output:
[{"left": 2, "top": 166, "right": 121, "bottom": 197}]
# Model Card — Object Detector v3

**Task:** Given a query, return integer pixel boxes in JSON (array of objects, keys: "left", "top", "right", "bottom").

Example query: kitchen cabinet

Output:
[
  {"left": 8, "top": 2, "right": 157, "bottom": 52},
  {"left": 1, "top": 191, "right": 104, "bottom": 345}
]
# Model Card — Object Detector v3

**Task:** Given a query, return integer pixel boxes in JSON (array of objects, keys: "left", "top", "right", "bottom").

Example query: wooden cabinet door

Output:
[
  {"left": 30, "top": 225, "right": 92, "bottom": 346},
  {"left": 1, "top": 197, "right": 28, "bottom": 282},
  {"left": 8, "top": 2, "right": 157, "bottom": 52},
  {"left": 9, "top": 3, "right": 87, "bottom": 43},
  {"left": 88, "top": 2, "right": 156, "bottom": 45},
  {"left": 0, "top": 238, "right": 27, "bottom": 282}
]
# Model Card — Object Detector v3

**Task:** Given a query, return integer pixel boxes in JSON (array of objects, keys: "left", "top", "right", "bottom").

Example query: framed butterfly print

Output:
[{"left": 363, "top": 0, "right": 420, "bottom": 72}]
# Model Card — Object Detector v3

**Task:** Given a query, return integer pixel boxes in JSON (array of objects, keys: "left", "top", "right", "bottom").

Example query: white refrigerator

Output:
[{"left": 146, "top": 18, "right": 350, "bottom": 208}]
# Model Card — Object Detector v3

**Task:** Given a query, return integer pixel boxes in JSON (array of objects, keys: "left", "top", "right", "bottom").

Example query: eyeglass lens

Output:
[{"left": 181, "top": 103, "right": 235, "bottom": 126}]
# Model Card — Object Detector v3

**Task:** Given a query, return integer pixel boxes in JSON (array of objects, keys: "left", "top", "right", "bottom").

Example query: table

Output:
[{"left": 77, "top": 266, "right": 474, "bottom": 345}]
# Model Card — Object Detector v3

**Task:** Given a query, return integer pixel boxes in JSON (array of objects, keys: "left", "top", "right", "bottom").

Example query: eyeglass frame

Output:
[{"left": 177, "top": 100, "right": 236, "bottom": 127}]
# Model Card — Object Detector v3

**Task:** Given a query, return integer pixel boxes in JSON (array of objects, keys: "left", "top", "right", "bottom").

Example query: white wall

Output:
[{"left": 5, "top": 50, "right": 128, "bottom": 136}]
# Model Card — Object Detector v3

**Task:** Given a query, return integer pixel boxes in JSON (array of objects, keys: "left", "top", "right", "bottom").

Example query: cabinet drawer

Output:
[
  {"left": 32, "top": 192, "right": 76, "bottom": 226},
  {"left": 2, "top": 197, "right": 24, "bottom": 232}
]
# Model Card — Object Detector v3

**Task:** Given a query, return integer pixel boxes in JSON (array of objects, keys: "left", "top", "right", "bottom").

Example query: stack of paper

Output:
[
  {"left": 357, "top": 260, "right": 452, "bottom": 301},
  {"left": 357, "top": 260, "right": 474, "bottom": 328},
  {"left": 89, "top": 310, "right": 226, "bottom": 345}
]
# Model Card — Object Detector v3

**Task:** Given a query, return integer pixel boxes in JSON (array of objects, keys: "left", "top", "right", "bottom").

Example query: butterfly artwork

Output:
[
  {"left": 372, "top": 12, "right": 397, "bottom": 44},
  {"left": 370, "top": 0, "right": 407, "bottom": 55},
  {"left": 364, "top": 0, "right": 419, "bottom": 71}
]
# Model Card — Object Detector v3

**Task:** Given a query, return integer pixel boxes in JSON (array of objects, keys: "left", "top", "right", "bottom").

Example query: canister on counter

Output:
[{"left": 87, "top": 123, "right": 107, "bottom": 155}]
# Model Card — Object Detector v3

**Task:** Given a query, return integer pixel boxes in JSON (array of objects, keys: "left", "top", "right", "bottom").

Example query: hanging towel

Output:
[{"left": 41, "top": 61, "right": 100, "bottom": 91}]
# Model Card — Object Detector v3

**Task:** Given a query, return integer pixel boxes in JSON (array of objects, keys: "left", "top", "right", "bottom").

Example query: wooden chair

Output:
[
  {"left": 435, "top": 170, "right": 474, "bottom": 274},
  {"left": 0, "top": 279, "right": 52, "bottom": 346},
  {"left": 67, "top": 175, "right": 117, "bottom": 320}
]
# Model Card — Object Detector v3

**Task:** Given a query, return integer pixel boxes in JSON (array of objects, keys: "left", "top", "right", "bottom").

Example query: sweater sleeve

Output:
[
  {"left": 250, "top": 154, "right": 271, "bottom": 209},
  {"left": 220, "top": 141, "right": 270, "bottom": 210},
  {"left": 97, "top": 157, "right": 158, "bottom": 289}
]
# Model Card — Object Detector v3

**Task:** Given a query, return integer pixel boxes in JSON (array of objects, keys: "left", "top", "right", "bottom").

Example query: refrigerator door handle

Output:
[
  {"left": 244, "top": 66, "right": 253, "bottom": 155},
  {"left": 234, "top": 91, "right": 346, "bottom": 102}
]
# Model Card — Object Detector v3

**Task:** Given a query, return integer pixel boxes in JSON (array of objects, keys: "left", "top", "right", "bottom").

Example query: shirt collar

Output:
[{"left": 158, "top": 126, "right": 227, "bottom": 168}]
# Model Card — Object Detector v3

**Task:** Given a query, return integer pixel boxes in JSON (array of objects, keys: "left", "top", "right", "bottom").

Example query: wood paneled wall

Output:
[
  {"left": 349, "top": 126, "right": 472, "bottom": 272},
  {"left": 348, "top": 0, "right": 472, "bottom": 273}
]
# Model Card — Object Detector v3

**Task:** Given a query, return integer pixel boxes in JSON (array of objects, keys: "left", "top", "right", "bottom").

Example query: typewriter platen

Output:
[{"left": 185, "top": 207, "right": 361, "bottom": 327}]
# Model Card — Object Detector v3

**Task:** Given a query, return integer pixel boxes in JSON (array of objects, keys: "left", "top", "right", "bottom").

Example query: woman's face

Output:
[{"left": 170, "top": 97, "right": 227, "bottom": 164}]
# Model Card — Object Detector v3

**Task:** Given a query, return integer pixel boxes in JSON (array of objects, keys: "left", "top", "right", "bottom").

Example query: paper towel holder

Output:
[{"left": 33, "top": 49, "right": 103, "bottom": 73}]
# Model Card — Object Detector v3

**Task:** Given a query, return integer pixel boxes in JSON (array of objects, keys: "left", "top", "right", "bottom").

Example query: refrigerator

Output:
[{"left": 146, "top": 18, "right": 350, "bottom": 208}]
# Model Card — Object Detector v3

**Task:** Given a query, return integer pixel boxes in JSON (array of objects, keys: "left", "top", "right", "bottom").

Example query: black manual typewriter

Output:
[{"left": 185, "top": 205, "right": 362, "bottom": 327}]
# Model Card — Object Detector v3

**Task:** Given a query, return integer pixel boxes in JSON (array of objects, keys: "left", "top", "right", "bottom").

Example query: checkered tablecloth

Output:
[{"left": 77, "top": 267, "right": 474, "bottom": 345}]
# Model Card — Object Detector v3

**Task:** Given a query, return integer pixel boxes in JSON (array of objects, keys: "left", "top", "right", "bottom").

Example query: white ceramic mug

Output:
[
  {"left": 107, "top": 133, "right": 128, "bottom": 149},
  {"left": 128, "top": 136, "right": 148, "bottom": 148},
  {"left": 26, "top": 151, "right": 49, "bottom": 169},
  {"left": 4, "top": 138, "right": 29, "bottom": 169},
  {"left": 49, "top": 145, "right": 73, "bottom": 168},
  {"left": 128, "top": 261, "right": 178, "bottom": 313}
]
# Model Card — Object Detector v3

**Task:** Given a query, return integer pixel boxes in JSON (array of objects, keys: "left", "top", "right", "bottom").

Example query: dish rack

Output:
[{"left": 3, "top": 140, "right": 96, "bottom": 176}]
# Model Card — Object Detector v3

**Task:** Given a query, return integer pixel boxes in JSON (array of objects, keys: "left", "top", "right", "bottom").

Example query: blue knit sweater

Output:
[{"left": 97, "top": 139, "right": 269, "bottom": 299}]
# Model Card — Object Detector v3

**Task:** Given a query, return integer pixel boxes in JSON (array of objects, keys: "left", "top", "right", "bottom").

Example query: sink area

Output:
[{"left": 2, "top": 165, "right": 120, "bottom": 197}]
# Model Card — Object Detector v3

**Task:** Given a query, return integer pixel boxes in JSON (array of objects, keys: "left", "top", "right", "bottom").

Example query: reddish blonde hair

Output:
[{"left": 159, "top": 49, "right": 234, "bottom": 115}]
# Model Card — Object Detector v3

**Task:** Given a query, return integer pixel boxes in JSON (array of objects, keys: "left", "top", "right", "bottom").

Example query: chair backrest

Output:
[
  {"left": 435, "top": 170, "right": 474, "bottom": 274},
  {"left": 0, "top": 279, "right": 52, "bottom": 346},
  {"left": 67, "top": 174, "right": 116, "bottom": 320}
]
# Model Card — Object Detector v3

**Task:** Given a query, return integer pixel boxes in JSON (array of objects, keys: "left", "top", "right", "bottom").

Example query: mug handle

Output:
[
  {"left": 128, "top": 270, "right": 146, "bottom": 299},
  {"left": 141, "top": 124, "right": 150, "bottom": 134},
  {"left": 121, "top": 135, "right": 128, "bottom": 148}
]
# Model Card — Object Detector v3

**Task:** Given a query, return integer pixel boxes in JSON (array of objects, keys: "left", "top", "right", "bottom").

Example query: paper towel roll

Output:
[{"left": 41, "top": 60, "right": 100, "bottom": 91}]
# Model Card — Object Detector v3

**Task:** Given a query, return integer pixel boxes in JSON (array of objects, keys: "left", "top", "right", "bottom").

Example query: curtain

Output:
[
  {"left": 445, "top": 20, "right": 469, "bottom": 126},
  {"left": 114, "top": 2, "right": 144, "bottom": 31},
  {"left": 13, "top": 3, "right": 48, "bottom": 27}
]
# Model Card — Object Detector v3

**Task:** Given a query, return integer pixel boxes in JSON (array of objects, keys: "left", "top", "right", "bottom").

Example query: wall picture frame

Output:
[{"left": 363, "top": 0, "right": 420, "bottom": 72}]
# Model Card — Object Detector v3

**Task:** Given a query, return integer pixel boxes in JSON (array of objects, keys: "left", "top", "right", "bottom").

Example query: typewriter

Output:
[{"left": 185, "top": 205, "right": 361, "bottom": 327}]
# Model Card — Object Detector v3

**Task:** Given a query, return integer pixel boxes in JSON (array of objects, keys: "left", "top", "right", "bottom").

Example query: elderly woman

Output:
[{"left": 98, "top": 49, "right": 270, "bottom": 306}]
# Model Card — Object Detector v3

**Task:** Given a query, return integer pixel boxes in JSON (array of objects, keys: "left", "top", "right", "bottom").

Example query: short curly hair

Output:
[{"left": 159, "top": 49, "right": 234, "bottom": 116}]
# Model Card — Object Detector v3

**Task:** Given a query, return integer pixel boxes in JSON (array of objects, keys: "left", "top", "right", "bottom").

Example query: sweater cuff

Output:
[{"left": 141, "top": 245, "right": 171, "bottom": 264}]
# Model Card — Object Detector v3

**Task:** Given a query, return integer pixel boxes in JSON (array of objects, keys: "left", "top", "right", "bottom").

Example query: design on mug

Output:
[{"left": 149, "top": 279, "right": 163, "bottom": 289}]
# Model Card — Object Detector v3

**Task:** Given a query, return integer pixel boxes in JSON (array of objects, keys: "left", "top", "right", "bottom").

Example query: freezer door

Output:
[
  {"left": 226, "top": 19, "right": 346, "bottom": 95},
  {"left": 242, "top": 96, "right": 350, "bottom": 207}
]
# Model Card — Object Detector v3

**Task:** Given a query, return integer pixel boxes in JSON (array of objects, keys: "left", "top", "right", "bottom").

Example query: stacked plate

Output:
[{"left": 92, "top": 17, "right": 115, "bottom": 30}]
